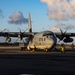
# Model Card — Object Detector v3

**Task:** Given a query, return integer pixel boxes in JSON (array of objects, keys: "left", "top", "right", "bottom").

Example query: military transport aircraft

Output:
[{"left": 0, "top": 13, "right": 75, "bottom": 51}]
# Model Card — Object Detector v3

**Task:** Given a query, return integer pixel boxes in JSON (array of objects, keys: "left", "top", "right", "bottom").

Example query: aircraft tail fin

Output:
[{"left": 28, "top": 12, "right": 32, "bottom": 32}]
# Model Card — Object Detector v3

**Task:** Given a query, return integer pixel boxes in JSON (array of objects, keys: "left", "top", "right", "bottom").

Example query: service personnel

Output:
[{"left": 61, "top": 44, "right": 65, "bottom": 53}]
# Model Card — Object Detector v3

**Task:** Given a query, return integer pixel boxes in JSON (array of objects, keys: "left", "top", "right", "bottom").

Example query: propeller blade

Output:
[
  {"left": 60, "top": 28, "right": 63, "bottom": 34},
  {"left": 58, "top": 28, "right": 67, "bottom": 41},
  {"left": 15, "top": 38, "right": 19, "bottom": 42},
  {"left": 0, "top": 29, "right": 9, "bottom": 32},
  {"left": 58, "top": 40, "right": 61, "bottom": 43},
  {"left": 64, "top": 30, "right": 67, "bottom": 34},
  {"left": 22, "top": 28, "right": 28, "bottom": 33}
]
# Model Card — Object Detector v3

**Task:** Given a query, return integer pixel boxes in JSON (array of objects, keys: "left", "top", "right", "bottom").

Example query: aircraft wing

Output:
[
  {"left": 0, "top": 32, "right": 34, "bottom": 37},
  {"left": 55, "top": 33, "right": 75, "bottom": 37}
]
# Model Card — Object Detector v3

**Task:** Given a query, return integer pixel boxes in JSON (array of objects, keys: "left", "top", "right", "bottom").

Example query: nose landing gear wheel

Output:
[{"left": 45, "top": 49, "right": 51, "bottom": 52}]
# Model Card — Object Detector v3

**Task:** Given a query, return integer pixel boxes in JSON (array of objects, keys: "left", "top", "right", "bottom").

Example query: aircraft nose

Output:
[{"left": 52, "top": 35, "right": 57, "bottom": 48}]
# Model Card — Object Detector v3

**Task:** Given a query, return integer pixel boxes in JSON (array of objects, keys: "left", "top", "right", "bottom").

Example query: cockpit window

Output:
[
  {"left": 43, "top": 32, "right": 55, "bottom": 38},
  {"left": 43, "top": 31, "right": 53, "bottom": 36},
  {"left": 43, "top": 33, "right": 52, "bottom": 36}
]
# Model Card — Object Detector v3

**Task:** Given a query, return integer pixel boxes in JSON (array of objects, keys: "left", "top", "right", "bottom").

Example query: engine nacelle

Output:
[
  {"left": 5, "top": 37, "right": 11, "bottom": 42},
  {"left": 18, "top": 34, "right": 22, "bottom": 40},
  {"left": 63, "top": 38, "right": 73, "bottom": 43}
]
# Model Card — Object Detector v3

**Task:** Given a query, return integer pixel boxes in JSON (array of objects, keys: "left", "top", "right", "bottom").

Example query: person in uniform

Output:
[{"left": 61, "top": 43, "right": 65, "bottom": 53}]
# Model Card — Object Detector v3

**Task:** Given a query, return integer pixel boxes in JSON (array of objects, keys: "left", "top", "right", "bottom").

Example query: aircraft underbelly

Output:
[
  {"left": 29, "top": 44, "right": 52, "bottom": 49},
  {"left": 37, "top": 45, "right": 52, "bottom": 49}
]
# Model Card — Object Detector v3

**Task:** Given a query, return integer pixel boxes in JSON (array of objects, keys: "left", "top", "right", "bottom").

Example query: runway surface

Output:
[
  {"left": 0, "top": 49, "right": 75, "bottom": 75},
  {"left": 0, "top": 45, "right": 75, "bottom": 75}
]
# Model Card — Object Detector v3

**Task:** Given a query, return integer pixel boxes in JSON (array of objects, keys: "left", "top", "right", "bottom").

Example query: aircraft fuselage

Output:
[{"left": 27, "top": 31, "right": 57, "bottom": 51}]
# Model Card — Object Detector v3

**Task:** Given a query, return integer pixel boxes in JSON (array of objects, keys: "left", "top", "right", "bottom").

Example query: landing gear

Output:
[
  {"left": 21, "top": 47, "right": 25, "bottom": 51},
  {"left": 27, "top": 45, "right": 36, "bottom": 52},
  {"left": 45, "top": 49, "right": 51, "bottom": 52},
  {"left": 27, "top": 46, "right": 31, "bottom": 51},
  {"left": 45, "top": 49, "right": 48, "bottom": 52}
]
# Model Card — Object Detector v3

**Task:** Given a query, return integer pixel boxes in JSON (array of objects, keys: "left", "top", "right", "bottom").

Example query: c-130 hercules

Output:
[{"left": 0, "top": 13, "right": 75, "bottom": 51}]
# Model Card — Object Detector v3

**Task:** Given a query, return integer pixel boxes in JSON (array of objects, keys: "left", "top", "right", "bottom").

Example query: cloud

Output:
[
  {"left": 50, "top": 23, "right": 75, "bottom": 32},
  {"left": 41, "top": 0, "right": 75, "bottom": 21},
  {"left": 55, "top": 23, "right": 75, "bottom": 29},
  {"left": 63, "top": 24, "right": 75, "bottom": 29},
  {"left": 8, "top": 11, "right": 28, "bottom": 25},
  {"left": 0, "top": 9, "right": 4, "bottom": 18},
  {"left": 50, "top": 26, "right": 60, "bottom": 32}
]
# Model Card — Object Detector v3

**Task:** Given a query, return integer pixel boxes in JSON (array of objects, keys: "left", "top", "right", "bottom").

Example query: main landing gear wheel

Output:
[{"left": 45, "top": 49, "right": 51, "bottom": 52}]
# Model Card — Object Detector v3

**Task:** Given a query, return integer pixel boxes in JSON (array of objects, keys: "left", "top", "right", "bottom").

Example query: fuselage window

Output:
[
  {"left": 47, "top": 35, "right": 48, "bottom": 38},
  {"left": 39, "top": 38, "right": 43, "bottom": 41}
]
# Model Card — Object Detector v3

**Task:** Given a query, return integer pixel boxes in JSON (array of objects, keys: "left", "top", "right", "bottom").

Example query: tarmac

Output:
[{"left": 0, "top": 46, "right": 75, "bottom": 75}]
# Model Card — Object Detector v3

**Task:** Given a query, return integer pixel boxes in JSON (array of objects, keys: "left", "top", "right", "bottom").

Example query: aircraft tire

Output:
[
  {"left": 27, "top": 46, "right": 31, "bottom": 51},
  {"left": 45, "top": 49, "right": 50, "bottom": 52},
  {"left": 48, "top": 49, "right": 51, "bottom": 52},
  {"left": 20, "top": 47, "right": 25, "bottom": 51}
]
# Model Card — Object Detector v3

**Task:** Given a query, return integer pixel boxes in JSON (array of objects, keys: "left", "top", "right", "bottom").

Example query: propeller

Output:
[
  {"left": 0, "top": 29, "right": 11, "bottom": 42},
  {"left": 21, "top": 27, "right": 28, "bottom": 33},
  {"left": 16, "top": 28, "right": 28, "bottom": 42},
  {"left": 5, "top": 37, "right": 11, "bottom": 42},
  {"left": 58, "top": 29, "right": 67, "bottom": 43},
  {"left": 0, "top": 29, "right": 9, "bottom": 32}
]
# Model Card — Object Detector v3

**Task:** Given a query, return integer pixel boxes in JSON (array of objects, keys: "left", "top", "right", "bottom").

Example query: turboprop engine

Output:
[
  {"left": 63, "top": 37, "right": 73, "bottom": 43},
  {"left": 5, "top": 37, "right": 11, "bottom": 42}
]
